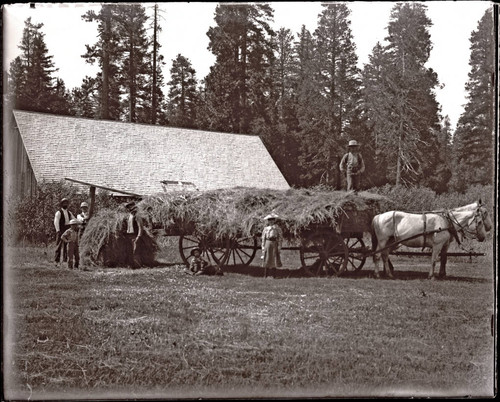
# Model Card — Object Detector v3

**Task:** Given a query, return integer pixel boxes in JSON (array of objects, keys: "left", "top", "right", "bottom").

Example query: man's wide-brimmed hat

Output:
[
  {"left": 263, "top": 212, "right": 279, "bottom": 221},
  {"left": 69, "top": 218, "right": 80, "bottom": 225},
  {"left": 190, "top": 248, "right": 202, "bottom": 257},
  {"left": 348, "top": 140, "right": 359, "bottom": 147},
  {"left": 60, "top": 198, "right": 69, "bottom": 205}
]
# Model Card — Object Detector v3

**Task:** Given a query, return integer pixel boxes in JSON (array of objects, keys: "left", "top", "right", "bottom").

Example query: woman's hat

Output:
[
  {"left": 190, "top": 248, "right": 202, "bottom": 256},
  {"left": 263, "top": 213, "right": 279, "bottom": 221},
  {"left": 69, "top": 218, "right": 80, "bottom": 225},
  {"left": 80, "top": 202, "right": 89, "bottom": 208},
  {"left": 348, "top": 140, "right": 359, "bottom": 147}
]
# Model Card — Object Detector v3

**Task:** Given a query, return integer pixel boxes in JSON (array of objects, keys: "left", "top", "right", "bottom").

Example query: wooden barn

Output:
[{"left": 4, "top": 110, "right": 290, "bottom": 200}]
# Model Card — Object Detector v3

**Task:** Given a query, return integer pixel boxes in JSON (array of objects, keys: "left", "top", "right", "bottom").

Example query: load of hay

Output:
[
  {"left": 80, "top": 208, "right": 159, "bottom": 268},
  {"left": 141, "top": 187, "right": 394, "bottom": 241},
  {"left": 80, "top": 187, "right": 393, "bottom": 267}
]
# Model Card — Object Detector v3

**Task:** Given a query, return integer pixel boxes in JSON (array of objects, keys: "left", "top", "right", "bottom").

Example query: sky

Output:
[{"left": 2, "top": 1, "right": 493, "bottom": 131}]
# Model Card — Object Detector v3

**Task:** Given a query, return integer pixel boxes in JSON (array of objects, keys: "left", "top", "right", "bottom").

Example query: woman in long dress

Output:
[{"left": 261, "top": 213, "right": 283, "bottom": 278}]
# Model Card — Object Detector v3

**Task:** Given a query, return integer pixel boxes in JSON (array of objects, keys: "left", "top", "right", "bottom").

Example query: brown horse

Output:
[{"left": 371, "top": 200, "right": 491, "bottom": 279}]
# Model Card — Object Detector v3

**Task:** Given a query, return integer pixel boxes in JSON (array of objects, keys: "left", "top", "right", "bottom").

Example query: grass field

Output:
[{"left": 3, "top": 237, "right": 496, "bottom": 399}]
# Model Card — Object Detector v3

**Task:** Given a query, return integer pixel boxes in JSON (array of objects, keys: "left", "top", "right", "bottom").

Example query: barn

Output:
[{"left": 4, "top": 110, "right": 290, "bottom": 199}]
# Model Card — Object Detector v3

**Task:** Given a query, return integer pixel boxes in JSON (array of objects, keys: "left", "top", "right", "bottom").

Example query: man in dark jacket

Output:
[{"left": 339, "top": 140, "right": 365, "bottom": 192}]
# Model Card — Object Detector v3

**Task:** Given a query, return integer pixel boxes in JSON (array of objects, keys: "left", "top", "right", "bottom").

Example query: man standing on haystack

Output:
[
  {"left": 125, "top": 201, "right": 144, "bottom": 268},
  {"left": 54, "top": 197, "right": 75, "bottom": 266},
  {"left": 339, "top": 140, "right": 365, "bottom": 192}
]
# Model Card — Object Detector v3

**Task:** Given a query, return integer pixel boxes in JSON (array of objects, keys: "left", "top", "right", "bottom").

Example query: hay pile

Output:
[
  {"left": 80, "top": 209, "right": 159, "bottom": 268},
  {"left": 140, "top": 187, "right": 394, "bottom": 241}
]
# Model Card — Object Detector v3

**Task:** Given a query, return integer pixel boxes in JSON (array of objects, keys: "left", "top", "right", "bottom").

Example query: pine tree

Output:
[
  {"left": 363, "top": 3, "right": 445, "bottom": 189},
  {"left": 82, "top": 4, "right": 122, "bottom": 120},
  {"left": 8, "top": 18, "right": 70, "bottom": 114},
  {"left": 451, "top": 9, "right": 494, "bottom": 190},
  {"left": 167, "top": 54, "right": 199, "bottom": 128},
  {"left": 202, "top": 3, "right": 275, "bottom": 133},
  {"left": 71, "top": 76, "right": 98, "bottom": 118},
  {"left": 148, "top": 3, "right": 167, "bottom": 125},
  {"left": 264, "top": 27, "right": 302, "bottom": 186},
  {"left": 114, "top": 4, "right": 151, "bottom": 123},
  {"left": 295, "top": 4, "right": 363, "bottom": 188}
]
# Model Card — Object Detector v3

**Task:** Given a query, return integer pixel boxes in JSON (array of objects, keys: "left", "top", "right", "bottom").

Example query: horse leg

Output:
[
  {"left": 383, "top": 251, "right": 394, "bottom": 279},
  {"left": 438, "top": 244, "right": 449, "bottom": 279},
  {"left": 388, "top": 257, "right": 395, "bottom": 276},
  {"left": 373, "top": 251, "right": 381, "bottom": 279},
  {"left": 428, "top": 243, "right": 445, "bottom": 280}
]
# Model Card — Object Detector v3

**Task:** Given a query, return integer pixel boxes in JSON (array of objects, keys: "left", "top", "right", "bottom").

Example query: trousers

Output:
[
  {"left": 54, "top": 226, "right": 70, "bottom": 262},
  {"left": 346, "top": 174, "right": 361, "bottom": 191},
  {"left": 67, "top": 242, "right": 80, "bottom": 269}
]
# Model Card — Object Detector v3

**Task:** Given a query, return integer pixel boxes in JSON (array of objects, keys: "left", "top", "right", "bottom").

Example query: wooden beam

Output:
[
  {"left": 64, "top": 177, "right": 142, "bottom": 197},
  {"left": 89, "top": 186, "right": 96, "bottom": 219}
]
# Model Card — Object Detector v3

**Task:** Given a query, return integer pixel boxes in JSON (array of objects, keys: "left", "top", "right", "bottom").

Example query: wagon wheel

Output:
[
  {"left": 300, "top": 230, "right": 348, "bottom": 276},
  {"left": 344, "top": 236, "right": 367, "bottom": 271},
  {"left": 225, "top": 235, "right": 258, "bottom": 267},
  {"left": 179, "top": 234, "right": 229, "bottom": 267}
]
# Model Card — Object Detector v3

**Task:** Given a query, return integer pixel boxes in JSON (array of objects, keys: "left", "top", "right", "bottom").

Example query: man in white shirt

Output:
[
  {"left": 125, "top": 201, "right": 144, "bottom": 268},
  {"left": 54, "top": 198, "right": 75, "bottom": 266}
]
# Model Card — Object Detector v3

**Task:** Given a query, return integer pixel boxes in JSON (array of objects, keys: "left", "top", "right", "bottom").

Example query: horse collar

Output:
[{"left": 445, "top": 211, "right": 462, "bottom": 245}]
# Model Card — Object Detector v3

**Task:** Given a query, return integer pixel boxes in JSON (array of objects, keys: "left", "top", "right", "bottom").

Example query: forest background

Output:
[{"left": 4, "top": 2, "right": 495, "bottom": 193}]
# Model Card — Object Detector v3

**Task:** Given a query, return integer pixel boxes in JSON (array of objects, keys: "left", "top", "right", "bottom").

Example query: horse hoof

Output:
[{"left": 428, "top": 275, "right": 435, "bottom": 281}]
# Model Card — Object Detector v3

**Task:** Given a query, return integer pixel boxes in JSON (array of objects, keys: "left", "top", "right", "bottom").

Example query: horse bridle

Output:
[{"left": 447, "top": 208, "right": 485, "bottom": 241}]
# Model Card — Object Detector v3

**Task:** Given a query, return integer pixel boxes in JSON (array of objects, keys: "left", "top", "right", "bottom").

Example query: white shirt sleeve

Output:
[{"left": 54, "top": 210, "right": 61, "bottom": 232}]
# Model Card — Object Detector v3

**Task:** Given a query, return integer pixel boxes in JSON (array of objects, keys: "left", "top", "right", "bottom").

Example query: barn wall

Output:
[{"left": 4, "top": 112, "right": 37, "bottom": 200}]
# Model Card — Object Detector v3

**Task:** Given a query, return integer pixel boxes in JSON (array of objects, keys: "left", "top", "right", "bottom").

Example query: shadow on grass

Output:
[{"left": 220, "top": 264, "right": 491, "bottom": 283}]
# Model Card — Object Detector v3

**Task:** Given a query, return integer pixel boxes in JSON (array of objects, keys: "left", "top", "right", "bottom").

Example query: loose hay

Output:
[
  {"left": 140, "top": 187, "right": 394, "bottom": 240},
  {"left": 80, "top": 209, "right": 159, "bottom": 268},
  {"left": 81, "top": 187, "right": 393, "bottom": 267}
]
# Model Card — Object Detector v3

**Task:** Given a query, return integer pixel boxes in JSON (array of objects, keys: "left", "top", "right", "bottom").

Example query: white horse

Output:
[{"left": 371, "top": 200, "right": 491, "bottom": 279}]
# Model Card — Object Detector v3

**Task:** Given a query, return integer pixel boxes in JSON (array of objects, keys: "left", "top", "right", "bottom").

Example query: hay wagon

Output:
[{"left": 171, "top": 208, "right": 374, "bottom": 277}]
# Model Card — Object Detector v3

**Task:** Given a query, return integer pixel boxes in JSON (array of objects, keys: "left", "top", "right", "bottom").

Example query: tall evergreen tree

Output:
[
  {"left": 114, "top": 4, "right": 151, "bottom": 123},
  {"left": 451, "top": 9, "right": 494, "bottom": 190},
  {"left": 167, "top": 54, "right": 199, "bottom": 128},
  {"left": 82, "top": 4, "right": 122, "bottom": 120},
  {"left": 264, "top": 27, "right": 302, "bottom": 186},
  {"left": 296, "top": 4, "right": 363, "bottom": 188},
  {"left": 202, "top": 3, "right": 275, "bottom": 134},
  {"left": 148, "top": 3, "right": 167, "bottom": 125},
  {"left": 8, "top": 18, "right": 71, "bottom": 114},
  {"left": 363, "top": 3, "right": 445, "bottom": 189}
]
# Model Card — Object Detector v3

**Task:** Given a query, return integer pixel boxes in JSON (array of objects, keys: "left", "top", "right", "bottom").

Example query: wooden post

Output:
[{"left": 89, "top": 186, "right": 96, "bottom": 219}]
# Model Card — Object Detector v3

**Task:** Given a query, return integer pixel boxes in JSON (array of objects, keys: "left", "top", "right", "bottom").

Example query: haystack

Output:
[{"left": 80, "top": 209, "right": 159, "bottom": 268}]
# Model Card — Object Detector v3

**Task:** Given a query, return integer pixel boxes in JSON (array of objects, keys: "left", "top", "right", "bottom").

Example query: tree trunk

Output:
[
  {"left": 101, "top": 7, "right": 111, "bottom": 120},
  {"left": 151, "top": 4, "right": 158, "bottom": 125}
]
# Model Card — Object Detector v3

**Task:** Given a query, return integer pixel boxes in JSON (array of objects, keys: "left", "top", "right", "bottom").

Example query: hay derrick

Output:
[{"left": 80, "top": 209, "right": 158, "bottom": 268}]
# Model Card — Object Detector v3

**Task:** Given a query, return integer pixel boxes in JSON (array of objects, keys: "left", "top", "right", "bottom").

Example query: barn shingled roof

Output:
[{"left": 13, "top": 110, "right": 290, "bottom": 195}]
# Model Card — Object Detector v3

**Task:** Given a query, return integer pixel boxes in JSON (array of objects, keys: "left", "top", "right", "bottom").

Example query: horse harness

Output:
[
  {"left": 444, "top": 208, "right": 484, "bottom": 244},
  {"left": 390, "top": 209, "right": 481, "bottom": 251}
]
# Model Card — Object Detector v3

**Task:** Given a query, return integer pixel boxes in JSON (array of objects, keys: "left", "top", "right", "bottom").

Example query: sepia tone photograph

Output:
[{"left": 2, "top": 1, "right": 496, "bottom": 399}]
